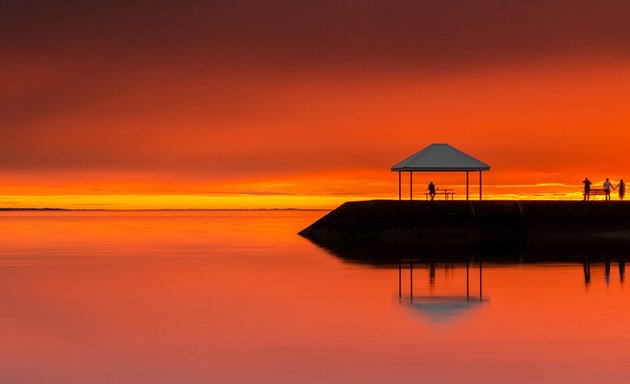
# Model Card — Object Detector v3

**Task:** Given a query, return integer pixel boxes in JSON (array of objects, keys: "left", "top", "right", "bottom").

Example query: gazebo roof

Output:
[{"left": 391, "top": 143, "right": 490, "bottom": 172}]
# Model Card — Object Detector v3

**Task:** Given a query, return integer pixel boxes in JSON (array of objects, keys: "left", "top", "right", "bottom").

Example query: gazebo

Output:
[{"left": 391, "top": 143, "right": 490, "bottom": 200}]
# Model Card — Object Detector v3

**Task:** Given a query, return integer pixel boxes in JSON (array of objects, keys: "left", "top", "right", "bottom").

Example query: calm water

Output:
[{"left": 0, "top": 211, "right": 629, "bottom": 383}]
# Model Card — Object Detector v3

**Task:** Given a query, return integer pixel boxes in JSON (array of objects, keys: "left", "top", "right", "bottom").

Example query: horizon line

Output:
[{"left": 0, "top": 207, "right": 330, "bottom": 212}]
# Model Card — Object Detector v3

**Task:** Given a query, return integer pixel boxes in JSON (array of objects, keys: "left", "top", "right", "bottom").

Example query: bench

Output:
[
  {"left": 425, "top": 189, "right": 455, "bottom": 200},
  {"left": 584, "top": 188, "right": 610, "bottom": 199}
]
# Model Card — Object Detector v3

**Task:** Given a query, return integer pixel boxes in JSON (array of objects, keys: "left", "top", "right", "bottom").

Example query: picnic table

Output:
[{"left": 425, "top": 188, "right": 455, "bottom": 200}]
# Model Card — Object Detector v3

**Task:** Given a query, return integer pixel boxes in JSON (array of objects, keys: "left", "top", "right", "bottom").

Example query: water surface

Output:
[{"left": 0, "top": 211, "right": 628, "bottom": 383}]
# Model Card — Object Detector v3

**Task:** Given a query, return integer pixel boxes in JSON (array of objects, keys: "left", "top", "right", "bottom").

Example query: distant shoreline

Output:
[{"left": 0, "top": 208, "right": 70, "bottom": 211}]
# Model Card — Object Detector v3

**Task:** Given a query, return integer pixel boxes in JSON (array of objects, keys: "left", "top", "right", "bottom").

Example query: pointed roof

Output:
[{"left": 391, "top": 143, "right": 490, "bottom": 172}]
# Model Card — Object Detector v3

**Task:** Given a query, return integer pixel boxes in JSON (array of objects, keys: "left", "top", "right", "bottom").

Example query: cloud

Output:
[
  {"left": 3, "top": 1, "right": 630, "bottom": 71},
  {"left": 2, "top": 0, "right": 630, "bottom": 197}
]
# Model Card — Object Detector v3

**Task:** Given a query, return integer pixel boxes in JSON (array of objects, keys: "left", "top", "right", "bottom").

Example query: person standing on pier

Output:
[
  {"left": 583, "top": 177, "right": 592, "bottom": 201},
  {"left": 428, "top": 182, "right": 436, "bottom": 201},
  {"left": 616, "top": 179, "right": 625, "bottom": 200},
  {"left": 603, "top": 178, "right": 614, "bottom": 201}
]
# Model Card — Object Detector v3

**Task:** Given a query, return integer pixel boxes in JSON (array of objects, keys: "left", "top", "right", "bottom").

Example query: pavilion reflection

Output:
[{"left": 397, "top": 258, "right": 487, "bottom": 323}]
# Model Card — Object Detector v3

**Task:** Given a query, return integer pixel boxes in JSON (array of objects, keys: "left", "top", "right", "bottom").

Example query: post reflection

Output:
[
  {"left": 583, "top": 260, "right": 591, "bottom": 285},
  {"left": 582, "top": 259, "right": 626, "bottom": 285}
]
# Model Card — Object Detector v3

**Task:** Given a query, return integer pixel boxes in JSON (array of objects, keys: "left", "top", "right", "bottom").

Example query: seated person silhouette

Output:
[{"left": 428, "top": 182, "right": 436, "bottom": 201}]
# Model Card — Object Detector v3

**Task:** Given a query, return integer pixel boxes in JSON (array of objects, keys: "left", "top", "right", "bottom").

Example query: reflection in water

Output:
[
  {"left": 584, "top": 261, "right": 591, "bottom": 284},
  {"left": 583, "top": 258, "right": 626, "bottom": 285},
  {"left": 398, "top": 258, "right": 486, "bottom": 323},
  {"left": 3, "top": 211, "right": 630, "bottom": 383}
]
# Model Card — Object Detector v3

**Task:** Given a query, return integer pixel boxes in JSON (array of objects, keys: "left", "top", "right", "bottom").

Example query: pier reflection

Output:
[
  {"left": 302, "top": 236, "right": 630, "bottom": 324},
  {"left": 306, "top": 239, "right": 630, "bottom": 300}
]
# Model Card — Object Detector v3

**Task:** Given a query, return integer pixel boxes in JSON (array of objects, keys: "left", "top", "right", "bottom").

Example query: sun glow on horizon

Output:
[
  {"left": 0, "top": 186, "right": 606, "bottom": 211},
  {"left": 3, "top": 61, "right": 630, "bottom": 204}
]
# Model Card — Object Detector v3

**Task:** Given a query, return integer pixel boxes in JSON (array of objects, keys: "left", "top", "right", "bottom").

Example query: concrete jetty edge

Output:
[{"left": 299, "top": 200, "right": 630, "bottom": 262}]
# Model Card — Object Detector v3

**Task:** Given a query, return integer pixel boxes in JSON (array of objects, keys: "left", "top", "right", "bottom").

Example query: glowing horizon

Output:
[{"left": 0, "top": 184, "right": 609, "bottom": 210}]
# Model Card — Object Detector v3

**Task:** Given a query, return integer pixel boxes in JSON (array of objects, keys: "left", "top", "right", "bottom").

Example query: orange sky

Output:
[{"left": 2, "top": 1, "right": 630, "bottom": 208}]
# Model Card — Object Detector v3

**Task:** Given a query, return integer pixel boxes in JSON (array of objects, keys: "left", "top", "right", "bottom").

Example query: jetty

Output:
[
  {"left": 299, "top": 200, "right": 630, "bottom": 263},
  {"left": 301, "top": 143, "right": 630, "bottom": 263}
]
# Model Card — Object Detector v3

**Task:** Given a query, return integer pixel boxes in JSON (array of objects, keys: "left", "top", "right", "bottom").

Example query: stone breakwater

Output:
[{"left": 299, "top": 200, "right": 630, "bottom": 261}]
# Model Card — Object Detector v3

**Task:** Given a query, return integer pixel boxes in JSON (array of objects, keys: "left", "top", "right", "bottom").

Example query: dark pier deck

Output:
[{"left": 299, "top": 200, "right": 630, "bottom": 263}]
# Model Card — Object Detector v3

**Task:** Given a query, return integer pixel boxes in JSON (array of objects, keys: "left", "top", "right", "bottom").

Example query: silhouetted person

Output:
[
  {"left": 428, "top": 182, "right": 436, "bottom": 201},
  {"left": 616, "top": 179, "right": 625, "bottom": 200},
  {"left": 583, "top": 177, "right": 592, "bottom": 201},
  {"left": 603, "top": 178, "right": 613, "bottom": 201}
]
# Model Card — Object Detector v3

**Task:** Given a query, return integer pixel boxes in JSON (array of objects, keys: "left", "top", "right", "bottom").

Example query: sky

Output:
[{"left": 2, "top": 0, "right": 630, "bottom": 208}]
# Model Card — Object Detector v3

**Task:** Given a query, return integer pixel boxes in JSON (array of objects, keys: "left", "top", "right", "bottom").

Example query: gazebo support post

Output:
[
  {"left": 466, "top": 171, "right": 469, "bottom": 200},
  {"left": 398, "top": 171, "right": 401, "bottom": 200},
  {"left": 410, "top": 172, "right": 413, "bottom": 201},
  {"left": 466, "top": 261, "right": 470, "bottom": 301},
  {"left": 479, "top": 171, "right": 482, "bottom": 201}
]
